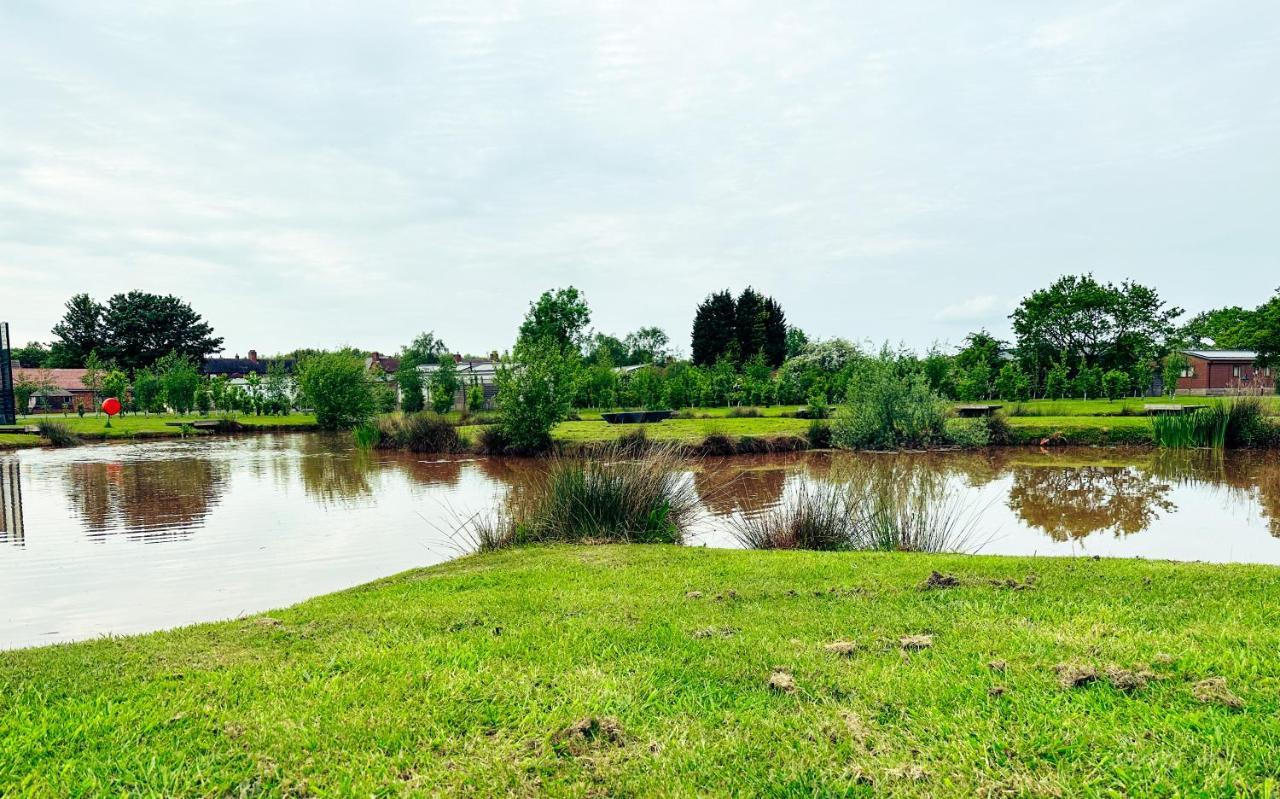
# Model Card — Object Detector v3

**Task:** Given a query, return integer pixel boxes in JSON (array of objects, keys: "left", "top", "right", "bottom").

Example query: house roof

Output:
[
  {"left": 12, "top": 368, "right": 92, "bottom": 392},
  {"left": 201, "top": 358, "right": 294, "bottom": 376},
  {"left": 1180, "top": 349, "right": 1259, "bottom": 362}
]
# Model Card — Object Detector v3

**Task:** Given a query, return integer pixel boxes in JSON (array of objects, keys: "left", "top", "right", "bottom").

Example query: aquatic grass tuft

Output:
[
  {"left": 461, "top": 443, "right": 700, "bottom": 550},
  {"left": 37, "top": 421, "right": 82, "bottom": 448},
  {"left": 375, "top": 412, "right": 466, "bottom": 453},
  {"left": 731, "top": 480, "right": 989, "bottom": 554}
]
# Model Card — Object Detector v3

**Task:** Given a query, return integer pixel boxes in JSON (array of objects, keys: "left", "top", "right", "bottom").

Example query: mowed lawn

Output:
[
  {"left": 2, "top": 413, "right": 317, "bottom": 443},
  {"left": 2, "top": 545, "right": 1276, "bottom": 797},
  {"left": 553, "top": 416, "right": 812, "bottom": 443}
]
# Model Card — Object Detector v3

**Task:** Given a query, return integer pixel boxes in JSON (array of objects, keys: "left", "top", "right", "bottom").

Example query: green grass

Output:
[
  {"left": 3, "top": 413, "right": 318, "bottom": 446},
  {"left": 552, "top": 417, "right": 812, "bottom": 443},
  {"left": 1002, "top": 396, "right": 1280, "bottom": 417},
  {"left": 2, "top": 545, "right": 1276, "bottom": 797},
  {"left": 575, "top": 405, "right": 808, "bottom": 420},
  {"left": 0, "top": 433, "right": 41, "bottom": 449}
]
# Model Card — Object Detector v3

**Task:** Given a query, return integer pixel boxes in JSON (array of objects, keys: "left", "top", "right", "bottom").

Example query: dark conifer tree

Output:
[{"left": 691, "top": 290, "right": 738, "bottom": 366}]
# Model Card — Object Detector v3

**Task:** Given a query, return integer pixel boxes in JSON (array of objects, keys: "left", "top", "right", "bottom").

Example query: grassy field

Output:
[
  {"left": 1003, "top": 396, "right": 1280, "bottom": 417},
  {"left": 2, "top": 545, "right": 1276, "bottom": 797},
  {"left": 0, "top": 413, "right": 319, "bottom": 449},
  {"left": 553, "top": 416, "right": 812, "bottom": 443}
]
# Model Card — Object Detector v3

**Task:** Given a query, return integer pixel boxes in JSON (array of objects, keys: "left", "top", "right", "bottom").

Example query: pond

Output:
[{"left": 3, "top": 433, "right": 1279, "bottom": 649}]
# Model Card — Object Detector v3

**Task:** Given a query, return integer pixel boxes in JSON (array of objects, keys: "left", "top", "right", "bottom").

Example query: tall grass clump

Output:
[
  {"left": 461, "top": 444, "right": 699, "bottom": 549},
  {"left": 352, "top": 422, "right": 381, "bottom": 450},
  {"left": 1152, "top": 404, "right": 1230, "bottom": 449},
  {"left": 831, "top": 356, "right": 949, "bottom": 450},
  {"left": 730, "top": 480, "right": 987, "bottom": 554},
  {"left": 38, "top": 421, "right": 82, "bottom": 448},
  {"left": 376, "top": 412, "right": 466, "bottom": 453}
]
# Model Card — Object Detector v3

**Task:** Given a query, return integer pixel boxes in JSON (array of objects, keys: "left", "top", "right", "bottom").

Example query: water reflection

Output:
[
  {"left": 64, "top": 457, "right": 230, "bottom": 542},
  {"left": 1007, "top": 466, "right": 1176, "bottom": 541},
  {"left": 1, "top": 461, "right": 22, "bottom": 545}
]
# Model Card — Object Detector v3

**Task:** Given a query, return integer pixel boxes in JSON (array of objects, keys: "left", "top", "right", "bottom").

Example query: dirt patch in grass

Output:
[
  {"left": 988, "top": 659, "right": 1008, "bottom": 673},
  {"left": 768, "top": 669, "right": 796, "bottom": 694},
  {"left": 921, "top": 571, "right": 961, "bottom": 590},
  {"left": 900, "top": 634, "right": 934, "bottom": 651},
  {"left": 1104, "top": 666, "right": 1155, "bottom": 692},
  {"left": 824, "top": 641, "right": 858, "bottom": 657},
  {"left": 691, "top": 627, "right": 736, "bottom": 639},
  {"left": 1192, "top": 677, "right": 1244, "bottom": 709},
  {"left": 684, "top": 591, "right": 703, "bottom": 600},
  {"left": 552, "top": 716, "right": 626, "bottom": 755},
  {"left": 1054, "top": 663, "right": 1099, "bottom": 689},
  {"left": 248, "top": 616, "right": 283, "bottom": 628}
]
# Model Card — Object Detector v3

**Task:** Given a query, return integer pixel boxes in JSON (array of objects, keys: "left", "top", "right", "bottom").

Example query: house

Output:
[
  {"left": 201, "top": 350, "right": 295, "bottom": 380},
  {"left": 1175, "top": 350, "right": 1276, "bottom": 395},
  {"left": 365, "top": 352, "right": 400, "bottom": 375},
  {"left": 11, "top": 368, "right": 96, "bottom": 412},
  {"left": 419, "top": 356, "right": 501, "bottom": 411}
]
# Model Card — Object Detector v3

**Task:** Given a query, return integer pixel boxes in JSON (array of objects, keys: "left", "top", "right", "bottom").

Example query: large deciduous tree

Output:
[
  {"left": 1255, "top": 289, "right": 1280, "bottom": 368},
  {"left": 1010, "top": 274, "right": 1181, "bottom": 378},
  {"left": 50, "top": 294, "right": 104, "bottom": 366},
  {"left": 94, "top": 292, "right": 223, "bottom": 369},
  {"left": 517, "top": 287, "right": 591, "bottom": 354},
  {"left": 1177, "top": 306, "right": 1258, "bottom": 350},
  {"left": 623, "top": 327, "right": 670, "bottom": 365}
]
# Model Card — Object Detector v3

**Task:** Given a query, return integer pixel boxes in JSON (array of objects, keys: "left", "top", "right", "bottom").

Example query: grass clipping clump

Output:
[{"left": 465, "top": 443, "right": 699, "bottom": 551}]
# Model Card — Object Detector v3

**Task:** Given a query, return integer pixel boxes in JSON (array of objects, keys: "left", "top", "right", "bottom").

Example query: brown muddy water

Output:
[{"left": 2, "top": 433, "right": 1279, "bottom": 649}]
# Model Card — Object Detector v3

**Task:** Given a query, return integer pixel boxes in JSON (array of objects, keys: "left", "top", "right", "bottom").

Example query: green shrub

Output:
[
  {"left": 831, "top": 360, "right": 948, "bottom": 450},
  {"left": 296, "top": 352, "right": 377, "bottom": 430},
  {"left": 495, "top": 338, "right": 577, "bottom": 452},
  {"left": 352, "top": 422, "right": 381, "bottom": 450},
  {"left": 37, "top": 421, "right": 82, "bottom": 448},
  {"left": 944, "top": 418, "right": 990, "bottom": 449},
  {"left": 806, "top": 420, "right": 832, "bottom": 449},
  {"left": 1102, "top": 370, "right": 1131, "bottom": 401},
  {"left": 376, "top": 412, "right": 465, "bottom": 453}
]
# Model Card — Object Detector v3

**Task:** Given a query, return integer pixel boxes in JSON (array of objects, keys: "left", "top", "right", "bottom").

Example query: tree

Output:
[
  {"left": 398, "top": 364, "right": 425, "bottom": 412},
  {"left": 1044, "top": 361, "right": 1070, "bottom": 400},
  {"left": 1102, "top": 369, "right": 1131, "bottom": 401},
  {"left": 762, "top": 298, "right": 788, "bottom": 367},
  {"left": 156, "top": 353, "right": 201, "bottom": 414},
  {"left": 81, "top": 351, "right": 107, "bottom": 410},
  {"left": 195, "top": 383, "right": 212, "bottom": 415},
  {"left": 691, "top": 290, "right": 738, "bottom": 366},
  {"left": 495, "top": 337, "right": 577, "bottom": 451},
  {"left": 402, "top": 331, "right": 449, "bottom": 366},
  {"left": 734, "top": 288, "right": 768, "bottom": 364},
  {"left": 263, "top": 362, "right": 291, "bottom": 414},
  {"left": 1011, "top": 275, "right": 1181, "bottom": 378},
  {"left": 1073, "top": 360, "right": 1103, "bottom": 400},
  {"left": 955, "top": 330, "right": 1003, "bottom": 373},
  {"left": 101, "top": 370, "right": 130, "bottom": 412},
  {"left": 994, "top": 363, "right": 1031, "bottom": 402},
  {"left": 295, "top": 352, "right": 376, "bottom": 430},
  {"left": 50, "top": 294, "right": 103, "bottom": 366},
  {"left": 623, "top": 327, "right": 670, "bottom": 365},
  {"left": 96, "top": 291, "right": 223, "bottom": 369},
  {"left": 784, "top": 327, "right": 809, "bottom": 360},
  {"left": 467, "top": 384, "right": 486, "bottom": 413},
  {"left": 133, "top": 369, "right": 163, "bottom": 415},
  {"left": 586, "top": 333, "right": 628, "bottom": 366},
  {"left": 13, "top": 342, "right": 49, "bottom": 368},
  {"left": 1161, "top": 353, "right": 1188, "bottom": 398},
  {"left": 517, "top": 287, "right": 591, "bottom": 354},
  {"left": 1255, "top": 290, "right": 1280, "bottom": 368},
  {"left": 430, "top": 357, "right": 461, "bottom": 415},
  {"left": 13, "top": 374, "right": 38, "bottom": 417},
  {"left": 955, "top": 363, "right": 992, "bottom": 402},
  {"left": 1177, "top": 306, "right": 1257, "bottom": 349}
]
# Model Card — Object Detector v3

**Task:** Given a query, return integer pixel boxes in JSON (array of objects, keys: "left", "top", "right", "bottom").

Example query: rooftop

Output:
[{"left": 1180, "top": 349, "right": 1259, "bottom": 361}]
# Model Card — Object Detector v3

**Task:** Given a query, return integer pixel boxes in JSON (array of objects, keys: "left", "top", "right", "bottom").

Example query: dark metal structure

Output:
[
  {"left": 0, "top": 322, "right": 15, "bottom": 426},
  {"left": 0, "top": 461, "right": 22, "bottom": 546},
  {"left": 601, "top": 410, "right": 674, "bottom": 424}
]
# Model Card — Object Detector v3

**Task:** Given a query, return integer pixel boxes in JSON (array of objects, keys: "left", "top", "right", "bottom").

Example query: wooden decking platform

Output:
[
  {"left": 1144, "top": 404, "right": 1209, "bottom": 416},
  {"left": 163, "top": 420, "right": 223, "bottom": 429},
  {"left": 954, "top": 404, "right": 1003, "bottom": 418},
  {"left": 0, "top": 425, "right": 39, "bottom": 434}
]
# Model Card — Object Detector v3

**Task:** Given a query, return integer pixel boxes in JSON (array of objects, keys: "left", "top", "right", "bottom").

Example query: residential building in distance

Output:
[
  {"left": 1175, "top": 350, "right": 1276, "bottom": 395},
  {"left": 11, "top": 368, "right": 95, "bottom": 412},
  {"left": 419, "top": 356, "right": 500, "bottom": 411}
]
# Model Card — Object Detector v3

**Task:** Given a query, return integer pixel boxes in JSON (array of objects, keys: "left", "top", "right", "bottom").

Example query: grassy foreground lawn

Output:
[
  {"left": 3, "top": 546, "right": 1277, "bottom": 797},
  {"left": 553, "top": 416, "right": 812, "bottom": 443}
]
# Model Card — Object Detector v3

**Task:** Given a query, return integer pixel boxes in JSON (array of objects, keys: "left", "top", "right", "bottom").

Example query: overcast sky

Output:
[{"left": 2, "top": 1, "right": 1278, "bottom": 358}]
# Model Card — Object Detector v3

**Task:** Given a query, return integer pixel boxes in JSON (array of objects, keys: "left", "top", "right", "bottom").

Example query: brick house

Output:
[
  {"left": 11, "top": 368, "right": 96, "bottom": 412},
  {"left": 1175, "top": 350, "right": 1276, "bottom": 395}
]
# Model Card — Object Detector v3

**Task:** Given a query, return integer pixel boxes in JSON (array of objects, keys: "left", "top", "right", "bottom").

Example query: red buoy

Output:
[{"left": 102, "top": 397, "right": 122, "bottom": 416}]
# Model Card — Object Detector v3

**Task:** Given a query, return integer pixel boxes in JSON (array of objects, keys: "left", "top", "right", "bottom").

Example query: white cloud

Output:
[{"left": 935, "top": 295, "right": 1003, "bottom": 323}]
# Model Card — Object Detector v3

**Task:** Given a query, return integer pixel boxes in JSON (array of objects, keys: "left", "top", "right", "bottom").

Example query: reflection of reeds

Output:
[
  {"left": 730, "top": 479, "right": 989, "bottom": 553},
  {"left": 456, "top": 443, "right": 700, "bottom": 550}
]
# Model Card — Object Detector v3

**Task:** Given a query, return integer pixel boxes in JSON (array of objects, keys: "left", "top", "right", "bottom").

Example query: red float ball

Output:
[{"left": 102, "top": 397, "right": 122, "bottom": 416}]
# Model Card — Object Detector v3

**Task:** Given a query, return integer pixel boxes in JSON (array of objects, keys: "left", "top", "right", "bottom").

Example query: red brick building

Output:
[
  {"left": 11, "top": 368, "right": 96, "bottom": 412},
  {"left": 1175, "top": 350, "right": 1275, "bottom": 395}
]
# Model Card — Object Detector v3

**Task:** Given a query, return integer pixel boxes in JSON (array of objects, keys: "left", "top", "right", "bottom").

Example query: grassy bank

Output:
[
  {"left": 0, "top": 413, "right": 319, "bottom": 449},
  {"left": 3, "top": 546, "right": 1277, "bottom": 797}
]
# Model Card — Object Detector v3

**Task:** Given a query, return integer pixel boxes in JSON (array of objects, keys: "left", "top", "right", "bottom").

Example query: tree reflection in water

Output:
[
  {"left": 693, "top": 456, "right": 793, "bottom": 518},
  {"left": 64, "top": 458, "right": 230, "bottom": 541},
  {"left": 1007, "top": 466, "right": 1175, "bottom": 540}
]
